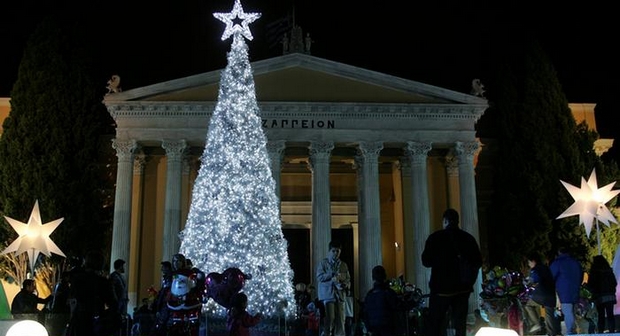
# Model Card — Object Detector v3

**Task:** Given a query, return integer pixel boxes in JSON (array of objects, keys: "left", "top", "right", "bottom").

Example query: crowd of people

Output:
[
  {"left": 11, "top": 206, "right": 620, "bottom": 336},
  {"left": 10, "top": 251, "right": 127, "bottom": 336},
  {"left": 517, "top": 247, "right": 619, "bottom": 335},
  {"left": 9, "top": 252, "right": 203, "bottom": 336}
]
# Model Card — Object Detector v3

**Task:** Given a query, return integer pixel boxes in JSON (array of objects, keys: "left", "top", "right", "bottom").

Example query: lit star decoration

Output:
[
  {"left": 1, "top": 200, "right": 65, "bottom": 274},
  {"left": 557, "top": 169, "right": 620, "bottom": 237},
  {"left": 213, "top": 0, "right": 261, "bottom": 41}
]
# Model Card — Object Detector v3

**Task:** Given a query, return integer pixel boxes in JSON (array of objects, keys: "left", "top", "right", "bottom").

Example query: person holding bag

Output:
[{"left": 316, "top": 241, "right": 351, "bottom": 336}]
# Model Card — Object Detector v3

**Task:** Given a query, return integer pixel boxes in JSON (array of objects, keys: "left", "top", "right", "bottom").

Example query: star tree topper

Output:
[
  {"left": 213, "top": 0, "right": 261, "bottom": 41},
  {"left": 1, "top": 200, "right": 65, "bottom": 274},
  {"left": 557, "top": 169, "right": 620, "bottom": 237}
]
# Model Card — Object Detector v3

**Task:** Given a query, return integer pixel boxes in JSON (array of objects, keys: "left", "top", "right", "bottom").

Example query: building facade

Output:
[
  {"left": 0, "top": 56, "right": 608, "bottom": 315},
  {"left": 102, "top": 52, "right": 488, "bottom": 311}
]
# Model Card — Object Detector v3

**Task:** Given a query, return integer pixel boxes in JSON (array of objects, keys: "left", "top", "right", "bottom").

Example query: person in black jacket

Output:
[
  {"left": 67, "top": 251, "right": 120, "bottom": 336},
  {"left": 587, "top": 255, "right": 618, "bottom": 333},
  {"left": 421, "top": 208, "right": 482, "bottom": 336},
  {"left": 523, "top": 253, "right": 559, "bottom": 336},
  {"left": 152, "top": 261, "right": 173, "bottom": 336},
  {"left": 11, "top": 278, "right": 51, "bottom": 320},
  {"left": 362, "top": 265, "right": 403, "bottom": 336}
]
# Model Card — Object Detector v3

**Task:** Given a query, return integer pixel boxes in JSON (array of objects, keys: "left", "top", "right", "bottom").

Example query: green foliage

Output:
[
  {"left": 479, "top": 37, "right": 620, "bottom": 269},
  {"left": 0, "top": 15, "right": 115, "bottom": 267}
]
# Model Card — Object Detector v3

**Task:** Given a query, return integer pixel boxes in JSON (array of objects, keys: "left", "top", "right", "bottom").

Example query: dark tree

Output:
[
  {"left": 478, "top": 36, "right": 618, "bottom": 269},
  {"left": 0, "top": 15, "right": 116, "bottom": 262}
]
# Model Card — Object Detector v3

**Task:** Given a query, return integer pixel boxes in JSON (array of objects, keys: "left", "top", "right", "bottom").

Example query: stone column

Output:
[
  {"left": 404, "top": 141, "right": 432, "bottom": 294},
  {"left": 350, "top": 222, "right": 360, "bottom": 300},
  {"left": 454, "top": 141, "right": 480, "bottom": 243},
  {"left": 267, "top": 140, "right": 286, "bottom": 200},
  {"left": 445, "top": 151, "right": 461, "bottom": 210},
  {"left": 397, "top": 157, "right": 415, "bottom": 282},
  {"left": 355, "top": 141, "right": 383, "bottom": 295},
  {"left": 127, "top": 152, "right": 147, "bottom": 311},
  {"left": 455, "top": 141, "right": 482, "bottom": 315},
  {"left": 110, "top": 139, "right": 138, "bottom": 272},
  {"left": 308, "top": 141, "right": 334, "bottom": 273},
  {"left": 181, "top": 156, "right": 197, "bottom": 227},
  {"left": 161, "top": 139, "right": 187, "bottom": 262}
]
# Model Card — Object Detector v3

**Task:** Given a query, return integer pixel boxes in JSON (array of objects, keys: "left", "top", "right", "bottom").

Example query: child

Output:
[
  {"left": 304, "top": 301, "right": 320, "bottom": 336},
  {"left": 227, "top": 292, "right": 262, "bottom": 336}
]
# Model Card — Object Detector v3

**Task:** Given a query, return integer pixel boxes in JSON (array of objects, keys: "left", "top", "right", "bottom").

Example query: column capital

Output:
[
  {"left": 397, "top": 156, "right": 411, "bottom": 177},
  {"left": 354, "top": 142, "right": 383, "bottom": 168},
  {"left": 357, "top": 142, "right": 383, "bottom": 158},
  {"left": 309, "top": 141, "right": 334, "bottom": 156},
  {"left": 162, "top": 139, "right": 187, "bottom": 162},
  {"left": 308, "top": 141, "right": 334, "bottom": 169},
  {"left": 404, "top": 141, "right": 432, "bottom": 165},
  {"left": 112, "top": 139, "right": 138, "bottom": 162},
  {"left": 444, "top": 151, "right": 459, "bottom": 177},
  {"left": 267, "top": 140, "right": 287, "bottom": 154},
  {"left": 133, "top": 153, "right": 148, "bottom": 175},
  {"left": 454, "top": 141, "right": 480, "bottom": 164},
  {"left": 267, "top": 140, "right": 287, "bottom": 171},
  {"left": 183, "top": 156, "right": 200, "bottom": 175}
]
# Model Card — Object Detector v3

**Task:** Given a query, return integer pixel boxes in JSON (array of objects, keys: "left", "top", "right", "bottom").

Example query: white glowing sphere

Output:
[
  {"left": 475, "top": 327, "right": 518, "bottom": 336},
  {"left": 6, "top": 320, "right": 49, "bottom": 336}
]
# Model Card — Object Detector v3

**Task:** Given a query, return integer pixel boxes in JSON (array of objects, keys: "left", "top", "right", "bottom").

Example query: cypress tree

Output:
[
  {"left": 479, "top": 36, "right": 614, "bottom": 268},
  {"left": 0, "top": 14, "right": 115, "bottom": 264}
]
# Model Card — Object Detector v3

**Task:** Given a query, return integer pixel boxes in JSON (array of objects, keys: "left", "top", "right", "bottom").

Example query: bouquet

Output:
[
  {"left": 575, "top": 284, "right": 594, "bottom": 319},
  {"left": 480, "top": 266, "right": 527, "bottom": 316},
  {"left": 389, "top": 277, "right": 427, "bottom": 312}
]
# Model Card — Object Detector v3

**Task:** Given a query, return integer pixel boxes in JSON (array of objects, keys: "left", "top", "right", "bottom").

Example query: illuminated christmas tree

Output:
[{"left": 179, "top": 0, "right": 295, "bottom": 318}]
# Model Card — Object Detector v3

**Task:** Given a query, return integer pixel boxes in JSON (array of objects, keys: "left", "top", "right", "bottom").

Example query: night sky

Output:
[{"left": 1, "top": 1, "right": 618, "bottom": 140}]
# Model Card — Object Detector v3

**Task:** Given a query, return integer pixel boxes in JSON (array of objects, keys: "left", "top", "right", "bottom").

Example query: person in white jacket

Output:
[{"left": 316, "top": 241, "right": 350, "bottom": 336}]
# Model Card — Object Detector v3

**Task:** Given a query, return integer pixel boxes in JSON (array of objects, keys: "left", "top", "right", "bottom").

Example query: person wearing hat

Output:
[
  {"left": 110, "top": 259, "right": 128, "bottom": 320},
  {"left": 362, "top": 265, "right": 402, "bottom": 336}
]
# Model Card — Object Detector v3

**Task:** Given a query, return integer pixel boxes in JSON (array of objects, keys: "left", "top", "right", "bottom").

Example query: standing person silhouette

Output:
[
  {"left": 68, "top": 251, "right": 120, "bottom": 336},
  {"left": 109, "top": 259, "right": 128, "bottom": 321},
  {"left": 152, "top": 261, "right": 173, "bottom": 336},
  {"left": 523, "top": 253, "right": 559, "bottom": 336},
  {"left": 362, "top": 265, "right": 403, "bottom": 336},
  {"left": 422, "top": 208, "right": 482, "bottom": 336},
  {"left": 550, "top": 246, "right": 583, "bottom": 335},
  {"left": 316, "top": 241, "right": 351, "bottom": 336},
  {"left": 587, "top": 255, "right": 617, "bottom": 333},
  {"left": 11, "top": 278, "right": 51, "bottom": 321}
]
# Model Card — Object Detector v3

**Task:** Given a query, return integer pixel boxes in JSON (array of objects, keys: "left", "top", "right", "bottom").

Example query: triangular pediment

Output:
[{"left": 104, "top": 53, "right": 485, "bottom": 105}]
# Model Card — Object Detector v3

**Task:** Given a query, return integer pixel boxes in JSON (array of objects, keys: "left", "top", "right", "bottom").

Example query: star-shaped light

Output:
[
  {"left": 213, "top": 0, "right": 261, "bottom": 41},
  {"left": 557, "top": 169, "right": 620, "bottom": 237},
  {"left": 1, "top": 200, "right": 65, "bottom": 273}
]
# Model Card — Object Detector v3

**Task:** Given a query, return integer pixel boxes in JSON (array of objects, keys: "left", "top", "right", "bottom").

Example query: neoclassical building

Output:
[
  {"left": 101, "top": 50, "right": 610, "bottom": 313},
  {"left": 0, "top": 52, "right": 609, "bottom": 315}
]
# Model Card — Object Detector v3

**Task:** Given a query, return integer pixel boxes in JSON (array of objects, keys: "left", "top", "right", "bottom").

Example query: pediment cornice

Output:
[{"left": 105, "top": 101, "right": 487, "bottom": 121}]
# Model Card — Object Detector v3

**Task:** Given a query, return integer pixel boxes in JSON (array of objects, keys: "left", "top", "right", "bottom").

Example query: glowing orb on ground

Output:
[
  {"left": 475, "top": 327, "right": 518, "bottom": 336},
  {"left": 6, "top": 320, "right": 48, "bottom": 336}
]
